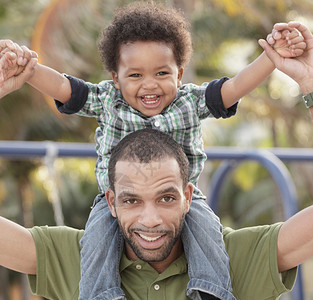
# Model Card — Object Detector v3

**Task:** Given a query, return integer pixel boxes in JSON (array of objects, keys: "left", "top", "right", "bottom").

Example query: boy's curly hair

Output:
[{"left": 98, "top": 1, "right": 192, "bottom": 72}]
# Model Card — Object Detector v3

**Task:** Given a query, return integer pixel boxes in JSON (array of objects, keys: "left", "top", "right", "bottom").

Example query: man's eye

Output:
[
  {"left": 124, "top": 199, "right": 138, "bottom": 204},
  {"left": 160, "top": 196, "right": 175, "bottom": 203}
]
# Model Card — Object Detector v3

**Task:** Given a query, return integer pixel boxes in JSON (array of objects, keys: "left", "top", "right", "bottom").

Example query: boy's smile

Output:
[{"left": 112, "top": 41, "right": 184, "bottom": 117}]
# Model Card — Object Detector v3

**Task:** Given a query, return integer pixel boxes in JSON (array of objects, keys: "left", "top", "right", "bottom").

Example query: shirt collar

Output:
[{"left": 120, "top": 251, "right": 188, "bottom": 279}]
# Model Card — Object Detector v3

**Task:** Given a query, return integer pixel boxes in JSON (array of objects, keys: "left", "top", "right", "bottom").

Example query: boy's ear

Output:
[
  {"left": 111, "top": 72, "right": 120, "bottom": 90},
  {"left": 105, "top": 188, "right": 117, "bottom": 218},
  {"left": 177, "top": 67, "right": 184, "bottom": 87}
]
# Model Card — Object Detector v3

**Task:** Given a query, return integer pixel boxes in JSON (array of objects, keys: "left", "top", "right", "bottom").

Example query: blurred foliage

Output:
[{"left": 2, "top": 0, "right": 313, "bottom": 298}]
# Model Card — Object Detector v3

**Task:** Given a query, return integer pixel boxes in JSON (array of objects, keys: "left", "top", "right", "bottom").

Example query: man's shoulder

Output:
[
  {"left": 223, "top": 223, "right": 282, "bottom": 243},
  {"left": 29, "top": 225, "right": 84, "bottom": 248}
]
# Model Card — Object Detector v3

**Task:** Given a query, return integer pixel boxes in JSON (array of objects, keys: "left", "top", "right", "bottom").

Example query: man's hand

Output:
[
  {"left": 0, "top": 51, "right": 20, "bottom": 82},
  {"left": 269, "top": 28, "right": 306, "bottom": 58},
  {"left": 259, "top": 22, "right": 313, "bottom": 93},
  {"left": 0, "top": 39, "right": 38, "bottom": 77},
  {"left": 0, "top": 55, "right": 38, "bottom": 98}
]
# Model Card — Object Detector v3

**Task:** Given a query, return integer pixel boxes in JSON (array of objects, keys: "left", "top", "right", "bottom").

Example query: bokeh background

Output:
[{"left": 1, "top": 0, "right": 313, "bottom": 299}]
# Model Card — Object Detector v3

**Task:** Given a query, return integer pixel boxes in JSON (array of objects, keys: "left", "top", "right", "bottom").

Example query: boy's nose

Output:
[{"left": 142, "top": 77, "right": 158, "bottom": 90}]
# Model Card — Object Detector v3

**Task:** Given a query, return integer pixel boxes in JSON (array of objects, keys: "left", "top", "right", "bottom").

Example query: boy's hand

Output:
[
  {"left": 0, "top": 39, "right": 38, "bottom": 77},
  {"left": 0, "top": 51, "right": 20, "bottom": 82},
  {"left": 267, "top": 27, "right": 306, "bottom": 58},
  {"left": 259, "top": 22, "right": 313, "bottom": 93},
  {"left": 0, "top": 56, "right": 38, "bottom": 98}
]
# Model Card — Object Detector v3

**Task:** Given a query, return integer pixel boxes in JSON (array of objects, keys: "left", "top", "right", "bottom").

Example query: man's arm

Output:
[
  {"left": 0, "top": 217, "right": 37, "bottom": 274},
  {"left": 277, "top": 205, "right": 313, "bottom": 273},
  {"left": 221, "top": 29, "right": 305, "bottom": 109}
]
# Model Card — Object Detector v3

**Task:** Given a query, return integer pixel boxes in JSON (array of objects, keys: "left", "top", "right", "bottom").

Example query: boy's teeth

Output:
[
  {"left": 142, "top": 95, "right": 159, "bottom": 103},
  {"left": 138, "top": 233, "right": 162, "bottom": 242}
]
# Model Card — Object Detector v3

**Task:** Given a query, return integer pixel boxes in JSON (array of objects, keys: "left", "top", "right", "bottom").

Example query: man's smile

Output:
[{"left": 134, "top": 231, "right": 167, "bottom": 249}]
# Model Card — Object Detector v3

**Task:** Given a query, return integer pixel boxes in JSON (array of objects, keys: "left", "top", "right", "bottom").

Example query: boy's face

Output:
[{"left": 112, "top": 41, "right": 184, "bottom": 117}]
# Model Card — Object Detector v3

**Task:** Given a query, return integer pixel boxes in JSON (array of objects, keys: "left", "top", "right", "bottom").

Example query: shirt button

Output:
[
  {"left": 154, "top": 121, "right": 160, "bottom": 127},
  {"left": 136, "top": 264, "right": 142, "bottom": 270},
  {"left": 154, "top": 284, "right": 160, "bottom": 291}
]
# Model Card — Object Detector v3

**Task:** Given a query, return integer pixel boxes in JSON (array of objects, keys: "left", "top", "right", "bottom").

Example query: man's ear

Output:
[
  {"left": 111, "top": 72, "right": 120, "bottom": 90},
  {"left": 183, "top": 182, "right": 193, "bottom": 213},
  {"left": 177, "top": 67, "right": 184, "bottom": 87},
  {"left": 105, "top": 188, "right": 117, "bottom": 218}
]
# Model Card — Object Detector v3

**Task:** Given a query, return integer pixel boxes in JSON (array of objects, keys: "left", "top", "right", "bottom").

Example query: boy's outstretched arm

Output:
[
  {"left": 259, "top": 22, "right": 313, "bottom": 118},
  {"left": 220, "top": 28, "right": 305, "bottom": 109},
  {"left": 0, "top": 39, "right": 71, "bottom": 104},
  {"left": 277, "top": 205, "right": 313, "bottom": 273},
  {"left": 0, "top": 216, "right": 37, "bottom": 274},
  {"left": 27, "top": 63, "right": 72, "bottom": 104}
]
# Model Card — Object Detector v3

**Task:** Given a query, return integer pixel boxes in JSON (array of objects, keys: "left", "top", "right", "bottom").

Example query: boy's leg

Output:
[
  {"left": 182, "top": 195, "right": 235, "bottom": 300},
  {"left": 79, "top": 193, "right": 125, "bottom": 300}
]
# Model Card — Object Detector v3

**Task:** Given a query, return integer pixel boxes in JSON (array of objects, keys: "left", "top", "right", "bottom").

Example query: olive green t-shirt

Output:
[{"left": 28, "top": 223, "right": 297, "bottom": 300}]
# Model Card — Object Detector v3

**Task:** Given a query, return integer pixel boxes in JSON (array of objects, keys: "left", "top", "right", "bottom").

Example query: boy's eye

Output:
[
  {"left": 129, "top": 73, "right": 141, "bottom": 77},
  {"left": 160, "top": 196, "right": 175, "bottom": 203},
  {"left": 157, "top": 71, "right": 168, "bottom": 76}
]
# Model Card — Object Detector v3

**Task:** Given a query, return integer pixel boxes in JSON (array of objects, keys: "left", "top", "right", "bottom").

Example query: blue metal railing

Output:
[{"left": 1, "top": 141, "right": 312, "bottom": 299}]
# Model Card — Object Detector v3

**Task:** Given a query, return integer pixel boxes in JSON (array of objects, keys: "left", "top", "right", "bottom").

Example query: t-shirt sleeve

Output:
[
  {"left": 223, "top": 224, "right": 297, "bottom": 300},
  {"left": 55, "top": 75, "right": 89, "bottom": 114},
  {"left": 28, "top": 226, "right": 83, "bottom": 300},
  {"left": 205, "top": 77, "right": 238, "bottom": 119}
]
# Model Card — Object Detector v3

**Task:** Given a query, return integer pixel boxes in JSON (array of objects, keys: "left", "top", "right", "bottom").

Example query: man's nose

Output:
[{"left": 138, "top": 204, "right": 163, "bottom": 228}]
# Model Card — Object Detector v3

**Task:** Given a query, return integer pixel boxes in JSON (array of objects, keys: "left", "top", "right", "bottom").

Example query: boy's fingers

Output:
[
  {"left": 287, "top": 29, "right": 302, "bottom": 40},
  {"left": 292, "top": 49, "right": 304, "bottom": 57},
  {"left": 289, "top": 38, "right": 306, "bottom": 49},
  {"left": 281, "top": 30, "right": 290, "bottom": 39},
  {"left": 20, "top": 45, "right": 33, "bottom": 65},
  {"left": 288, "top": 22, "right": 313, "bottom": 42},
  {"left": 31, "top": 51, "right": 38, "bottom": 59}
]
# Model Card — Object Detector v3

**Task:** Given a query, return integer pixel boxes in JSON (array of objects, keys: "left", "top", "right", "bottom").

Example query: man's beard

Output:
[{"left": 117, "top": 213, "right": 186, "bottom": 263}]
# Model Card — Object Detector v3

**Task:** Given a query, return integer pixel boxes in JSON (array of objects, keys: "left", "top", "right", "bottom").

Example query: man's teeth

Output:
[{"left": 138, "top": 233, "right": 162, "bottom": 242}]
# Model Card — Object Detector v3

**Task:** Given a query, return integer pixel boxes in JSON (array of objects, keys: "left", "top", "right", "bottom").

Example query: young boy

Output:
[{"left": 0, "top": 2, "right": 305, "bottom": 300}]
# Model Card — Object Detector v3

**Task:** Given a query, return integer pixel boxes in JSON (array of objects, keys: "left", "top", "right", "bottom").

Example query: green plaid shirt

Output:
[{"left": 56, "top": 76, "right": 238, "bottom": 198}]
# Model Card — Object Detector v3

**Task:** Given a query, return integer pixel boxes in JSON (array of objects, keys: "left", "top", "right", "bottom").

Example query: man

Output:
[{"left": 2, "top": 127, "right": 313, "bottom": 300}]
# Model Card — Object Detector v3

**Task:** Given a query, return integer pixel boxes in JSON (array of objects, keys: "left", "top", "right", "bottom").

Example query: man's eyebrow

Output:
[
  {"left": 158, "top": 187, "right": 180, "bottom": 195},
  {"left": 117, "top": 187, "right": 180, "bottom": 199},
  {"left": 117, "top": 191, "right": 139, "bottom": 200}
]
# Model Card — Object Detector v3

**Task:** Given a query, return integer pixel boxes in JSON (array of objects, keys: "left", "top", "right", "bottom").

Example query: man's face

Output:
[
  {"left": 111, "top": 40, "right": 184, "bottom": 117},
  {"left": 106, "top": 158, "right": 192, "bottom": 272}
]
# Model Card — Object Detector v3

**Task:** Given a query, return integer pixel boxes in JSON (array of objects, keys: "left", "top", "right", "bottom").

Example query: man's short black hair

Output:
[
  {"left": 108, "top": 129, "right": 189, "bottom": 191},
  {"left": 98, "top": 1, "right": 192, "bottom": 72}
]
